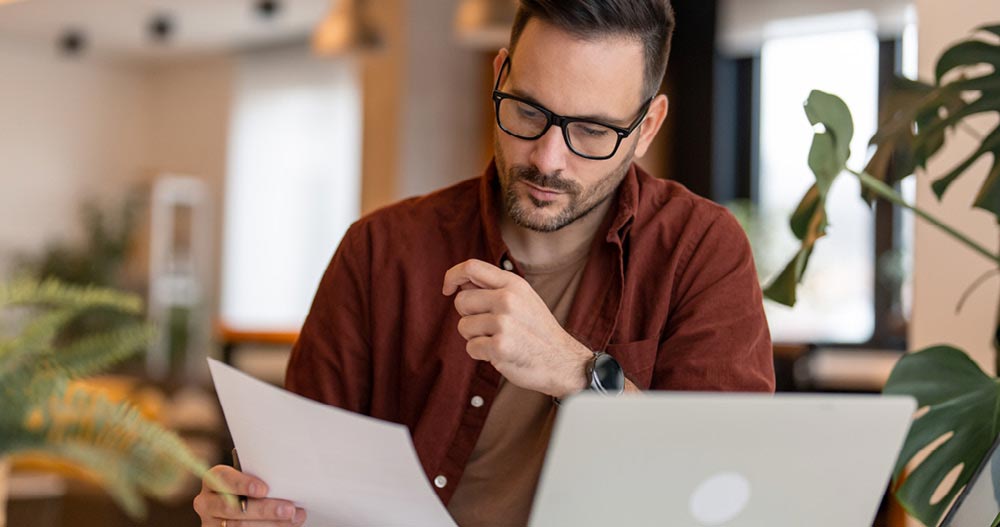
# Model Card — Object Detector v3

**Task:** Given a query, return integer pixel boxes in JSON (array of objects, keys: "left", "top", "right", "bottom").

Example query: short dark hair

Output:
[{"left": 508, "top": 0, "right": 675, "bottom": 100}]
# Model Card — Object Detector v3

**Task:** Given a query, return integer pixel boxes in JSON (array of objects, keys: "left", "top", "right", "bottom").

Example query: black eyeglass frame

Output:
[{"left": 491, "top": 57, "right": 653, "bottom": 161}]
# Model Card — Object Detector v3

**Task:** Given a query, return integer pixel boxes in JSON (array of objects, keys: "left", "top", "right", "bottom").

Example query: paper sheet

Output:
[{"left": 207, "top": 359, "right": 458, "bottom": 527}]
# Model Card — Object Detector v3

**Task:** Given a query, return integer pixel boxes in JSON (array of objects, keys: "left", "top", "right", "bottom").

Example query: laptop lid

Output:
[
  {"left": 529, "top": 393, "right": 915, "bottom": 527},
  {"left": 940, "top": 434, "right": 1000, "bottom": 527}
]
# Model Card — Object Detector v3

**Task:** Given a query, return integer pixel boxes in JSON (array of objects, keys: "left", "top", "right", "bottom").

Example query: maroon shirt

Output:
[{"left": 285, "top": 160, "right": 775, "bottom": 505}]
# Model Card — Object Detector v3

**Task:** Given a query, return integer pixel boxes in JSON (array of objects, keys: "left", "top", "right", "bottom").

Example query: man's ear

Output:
[
  {"left": 493, "top": 48, "right": 510, "bottom": 85},
  {"left": 634, "top": 94, "right": 669, "bottom": 159}
]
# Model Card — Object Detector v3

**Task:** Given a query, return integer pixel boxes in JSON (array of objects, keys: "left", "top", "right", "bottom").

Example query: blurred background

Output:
[{"left": 0, "top": 0, "right": 997, "bottom": 526}]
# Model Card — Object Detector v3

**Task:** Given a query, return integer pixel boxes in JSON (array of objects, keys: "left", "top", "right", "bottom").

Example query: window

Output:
[
  {"left": 221, "top": 47, "right": 361, "bottom": 332},
  {"left": 757, "top": 13, "right": 881, "bottom": 343}
]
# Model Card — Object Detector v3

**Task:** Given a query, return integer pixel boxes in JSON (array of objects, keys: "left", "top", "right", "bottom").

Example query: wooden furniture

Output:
[{"left": 215, "top": 322, "right": 299, "bottom": 366}]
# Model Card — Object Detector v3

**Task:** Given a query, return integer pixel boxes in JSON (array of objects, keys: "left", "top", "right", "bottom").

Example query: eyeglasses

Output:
[{"left": 492, "top": 57, "right": 652, "bottom": 160}]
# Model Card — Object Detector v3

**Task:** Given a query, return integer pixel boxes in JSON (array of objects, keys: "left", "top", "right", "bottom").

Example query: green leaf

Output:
[
  {"left": 916, "top": 27, "right": 1000, "bottom": 220},
  {"left": 882, "top": 346, "right": 1000, "bottom": 526},
  {"left": 789, "top": 184, "right": 824, "bottom": 240},
  {"left": 973, "top": 158, "right": 1000, "bottom": 213},
  {"left": 763, "top": 247, "right": 812, "bottom": 306},
  {"left": 804, "top": 90, "right": 854, "bottom": 197},
  {"left": 930, "top": 119, "right": 1000, "bottom": 218},
  {"left": 863, "top": 77, "right": 939, "bottom": 202},
  {"left": 936, "top": 41, "right": 1000, "bottom": 83},
  {"left": 762, "top": 90, "right": 849, "bottom": 306},
  {"left": 0, "top": 277, "right": 212, "bottom": 521},
  {"left": 8, "top": 384, "right": 212, "bottom": 519},
  {"left": 981, "top": 24, "right": 1000, "bottom": 39},
  {"left": 911, "top": 86, "right": 966, "bottom": 170},
  {"left": 50, "top": 323, "right": 155, "bottom": 379},
  {"left": 0, "top": 278, "right": 142, "bottom": 313}
]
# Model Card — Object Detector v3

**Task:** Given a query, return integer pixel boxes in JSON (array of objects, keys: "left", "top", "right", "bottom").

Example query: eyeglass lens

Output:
[{"left": 497, "top": 98, "right": 620, "bottom": 158}]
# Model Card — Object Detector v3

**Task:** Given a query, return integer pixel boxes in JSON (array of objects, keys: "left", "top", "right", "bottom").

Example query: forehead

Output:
[{"left": 507, "top": 18, "right": 646, "bottom": 119}]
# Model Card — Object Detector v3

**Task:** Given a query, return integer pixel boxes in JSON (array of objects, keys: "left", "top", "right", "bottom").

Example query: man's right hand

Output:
[{"left": 193, "top": 465, "right": 307, "bottom": 526}]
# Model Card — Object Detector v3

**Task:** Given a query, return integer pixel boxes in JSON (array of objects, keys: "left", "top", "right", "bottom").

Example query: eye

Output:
[
  {"left": 580, "top": 125, "right": 610, "bottom": 137},
  {"left": 517, "top": 105, "right": 542, "bottom": 119}
]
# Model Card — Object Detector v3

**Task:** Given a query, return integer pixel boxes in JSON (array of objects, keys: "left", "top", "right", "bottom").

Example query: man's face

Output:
[{"left": 494, "top": 19, "right": 650, "bottom": 232}]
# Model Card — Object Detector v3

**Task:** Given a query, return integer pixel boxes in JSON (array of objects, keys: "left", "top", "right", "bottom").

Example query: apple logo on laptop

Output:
[{"left": 688, "top": 471, "right": 751, "bottom": 526}]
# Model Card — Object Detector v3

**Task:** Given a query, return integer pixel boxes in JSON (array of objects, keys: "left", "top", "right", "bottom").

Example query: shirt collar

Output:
[{"left": 478, "top": 158, "right": 640, "bottom": 265}]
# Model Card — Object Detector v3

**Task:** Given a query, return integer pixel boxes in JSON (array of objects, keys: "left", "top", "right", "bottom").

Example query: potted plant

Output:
[
  {"left": 0, "top": 278, "right": 223, "bottom": 523},
  {"left": 765, "top": 23, "right": 1000, "bottom": 527}
]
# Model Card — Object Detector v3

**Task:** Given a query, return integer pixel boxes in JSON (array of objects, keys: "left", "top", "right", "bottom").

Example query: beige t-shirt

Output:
[{"left": 446, "top": 243, "right": 591, "bottom": 527}]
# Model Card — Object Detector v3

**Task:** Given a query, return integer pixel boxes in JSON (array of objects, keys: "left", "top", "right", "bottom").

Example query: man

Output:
[{"left": 194, "top": 1, "right": 774, "bottom": 525}]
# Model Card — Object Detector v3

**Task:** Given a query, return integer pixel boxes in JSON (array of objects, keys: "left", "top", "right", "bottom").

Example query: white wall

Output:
[
  {"left": 398, "top": 0, "right": 486, "bottom": 197},
  {"left": 910, "top": 1, "right": 1000, "bottom": 374},
  {"left": 0, "top": 37, "right": 151, "bottom": 279},
  {"left": 718, "top": 0, "right": 912, "bottom": 55},
  {"left": 145, "top": 56, "right": 234, "bottom": 323}
]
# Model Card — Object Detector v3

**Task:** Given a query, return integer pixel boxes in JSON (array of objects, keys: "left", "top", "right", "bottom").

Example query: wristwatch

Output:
[{"left": 586, "top": 351, "right": 625, "bottom": 396}]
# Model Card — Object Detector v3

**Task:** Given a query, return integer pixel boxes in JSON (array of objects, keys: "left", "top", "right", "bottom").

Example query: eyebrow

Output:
[{"left": 506, "top": 86, "right": 633, "bottom": 127}]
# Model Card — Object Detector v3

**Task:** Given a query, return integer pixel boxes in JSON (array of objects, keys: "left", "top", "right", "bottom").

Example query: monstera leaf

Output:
[
  {"left": 883, "top": 346, "right": 1000, "bottom": 526},
  {"left": 862, "top": 77, "right": 964, "bottom": 203},
  {"left": 923, "top": 24, "right": 1000, "bottom": 218},
  {"left": 767, "top": 24, "right": 1000, "bottom": 307},
  {"left": 867, "top": 24, "right": 1000, "bottom": 219},
  {"left": 763, "top": 90, "right": 851, "bottom": 306}
]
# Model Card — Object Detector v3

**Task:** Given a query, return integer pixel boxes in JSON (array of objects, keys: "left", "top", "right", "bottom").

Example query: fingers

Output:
[
  {"left": 442, "top": 259, "right": 513, "bottom": 295},
  {"left": 195, "top": 465, "right": 307, "bottom": 524},
  {"left": 456, "top": 313, "right": 503, "bottom": 340},
  {"left": 202, "top": 465, "right": 269, "bottom": 498},
  {"left": 454, "top": 288, "right": 514, "bottom": 316},
  {"left": 466, "top": 336, "right": 492, "bottom": 361},
  {"left": 194, "top": 490, "right": 305, "bottom": 523},
  {"left": 200, "top": 506, "right": 306, "bottom": 526}
]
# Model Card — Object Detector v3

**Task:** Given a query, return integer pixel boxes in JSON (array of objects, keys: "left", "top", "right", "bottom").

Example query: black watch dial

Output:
[{"left": 589, "top": 352, "right": 625, "bottom": 395}]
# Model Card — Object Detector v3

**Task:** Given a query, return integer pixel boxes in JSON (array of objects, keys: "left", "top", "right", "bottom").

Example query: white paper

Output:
[{"left": 207, "top": 358, "right": 458, "bottom": 527}]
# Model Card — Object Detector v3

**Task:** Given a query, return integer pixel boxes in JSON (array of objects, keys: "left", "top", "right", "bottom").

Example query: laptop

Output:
[
  {"left": 940, "top": 434, "right": 1000, "bottom": 526},
  {"left": 529, "top": 393, "right": 916, "bottom": 527}
]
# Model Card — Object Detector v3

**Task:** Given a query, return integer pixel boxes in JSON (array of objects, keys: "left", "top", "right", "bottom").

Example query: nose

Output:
[{"left": 528, "top": 124, "right": 570, "bottom": 176}]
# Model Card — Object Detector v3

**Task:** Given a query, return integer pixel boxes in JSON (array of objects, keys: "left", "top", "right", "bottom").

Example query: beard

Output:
[{"left": 494, "top": 137, "right": 636, "bottom": 232}]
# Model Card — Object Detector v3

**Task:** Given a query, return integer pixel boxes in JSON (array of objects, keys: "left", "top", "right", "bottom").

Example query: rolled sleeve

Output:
[
  {"left": 654, "top": 209, "right": 775, "bottom": 392},
  {"left": 285, "top": 221, "right": 374, "bottom": 412}
]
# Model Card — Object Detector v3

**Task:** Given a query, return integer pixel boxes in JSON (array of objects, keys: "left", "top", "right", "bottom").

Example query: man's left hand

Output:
[{"left": 442, "top": 259, "right": 592, "bottom": 399}]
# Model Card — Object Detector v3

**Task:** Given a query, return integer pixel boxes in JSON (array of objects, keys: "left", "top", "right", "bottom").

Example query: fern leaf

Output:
[
  {"left": 0, "top": 308, "right": 78, "bottom": 375},
  {"left": 12, "top": 443, "right": 148, "bottom": 518},
  {"left": 0, "top": 278, "right": 142, "bottom": 314},
  {"left": 0, "top": 277, "right": 217, "bottom": 520},
  {"left": 47, "top": 323, "right": 155, "bottom": 380},
  {"left": 7, "top": 383, "right": 213, "bottom": 519}
]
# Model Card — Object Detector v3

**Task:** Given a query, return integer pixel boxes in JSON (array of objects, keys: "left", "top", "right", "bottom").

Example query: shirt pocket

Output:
[{"left": 605, "top": 337, "right": 659, "bottom": 390}]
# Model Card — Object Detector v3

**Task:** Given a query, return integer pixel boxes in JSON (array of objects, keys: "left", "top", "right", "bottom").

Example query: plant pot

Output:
[{"left": 0, "top": 456, "right": 8, "bottom": 527}]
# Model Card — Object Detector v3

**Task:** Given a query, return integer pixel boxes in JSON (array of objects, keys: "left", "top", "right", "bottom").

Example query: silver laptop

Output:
[
  {"left": 940, "top": 434, "right": 1000, "bottom": 526},
  {"left": 529, "top": 393, "right": 916, "bottom": 527}
]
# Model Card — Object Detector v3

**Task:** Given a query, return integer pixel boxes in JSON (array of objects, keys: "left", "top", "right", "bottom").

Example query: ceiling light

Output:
[
  {"left": 255, "top": 0, "right": 282, "bottom": 20},
  {"left": 58, "top": 29, "right": 86, "bottom": 57},
  {"left": 312, "top": 0, "right": 381, "bottom": 56},
  {"left": 148, "top": 13, "right": 175, "bottom": 43},
  {"left": 454, "top": 0, "right": 516, "bottom": 49}
]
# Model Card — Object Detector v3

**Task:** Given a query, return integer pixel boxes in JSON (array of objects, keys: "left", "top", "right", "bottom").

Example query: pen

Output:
[{"left": 232, "top": 448, "right": 249, "bottom": 513}]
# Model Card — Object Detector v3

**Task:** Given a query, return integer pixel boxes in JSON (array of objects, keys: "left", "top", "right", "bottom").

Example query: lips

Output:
[{"left": 522, "top": 181, "right": 564, "bottom": 202}]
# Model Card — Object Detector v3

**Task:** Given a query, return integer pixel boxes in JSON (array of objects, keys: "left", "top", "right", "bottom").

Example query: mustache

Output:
[{"left": 511, "top": 166, "right": 580, "bottom": 194}]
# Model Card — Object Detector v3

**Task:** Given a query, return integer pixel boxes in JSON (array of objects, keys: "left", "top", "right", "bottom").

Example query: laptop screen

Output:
[{"left": 940, "top": 435, "right": 1000, "bottom": 526}]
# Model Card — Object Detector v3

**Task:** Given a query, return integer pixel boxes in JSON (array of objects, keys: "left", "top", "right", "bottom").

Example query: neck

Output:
[{"left": 500, "top": 196, "right": 614, "bottom": 269}]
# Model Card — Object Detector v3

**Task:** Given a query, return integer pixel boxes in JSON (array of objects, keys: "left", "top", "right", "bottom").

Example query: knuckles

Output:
[{"left": 496, "top": 290, "right": 515, "bottom": 312}]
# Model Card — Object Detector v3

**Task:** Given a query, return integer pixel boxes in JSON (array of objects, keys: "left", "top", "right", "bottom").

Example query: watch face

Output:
[{"left": 592, "top": 352, "right": 625, "bottom": 394}]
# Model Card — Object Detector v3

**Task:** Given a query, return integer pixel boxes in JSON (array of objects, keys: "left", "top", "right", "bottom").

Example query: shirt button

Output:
[
  {"left": 434, "top": 475, "right": 448, "bottom": 488},
  {"left": 470, "top": 395, "right": 484, "bottom": 408},
  {"left": 501, "top": 259, "right": 514, "bottom": 271}
]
